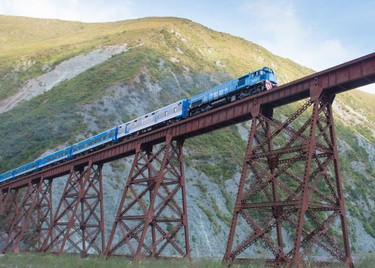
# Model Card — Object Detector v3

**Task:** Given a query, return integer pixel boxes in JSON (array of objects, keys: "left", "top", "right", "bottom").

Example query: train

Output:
[{"left": 0, "top": 67, "right": 278, "bottom": 183}]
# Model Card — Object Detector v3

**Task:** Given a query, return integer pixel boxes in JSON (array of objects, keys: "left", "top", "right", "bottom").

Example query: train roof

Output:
[
  {"left": 128, "top": 99, "right": 188, "bottom": 122},
  {"left": 261, "top": 66, "right": 274, "bottom": 73}
]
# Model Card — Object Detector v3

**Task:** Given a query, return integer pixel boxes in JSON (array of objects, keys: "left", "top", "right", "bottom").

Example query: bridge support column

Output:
[
  {"left": 0, "top": 180, "right": 53, "bottom": 253},
  {"left": 105, "top": 135, "right": 190, "bottom": 260},
  {"left": 0, "top": 190, "right": 4, "bottom": 213},
  {"left": 1, "top": 178, "right": 44, "bottom": 253},
  {"left": 34, "top": 178, "right": 54, "bottom": 251},
  {"left": 224, "top": 89, "right": 353, "bottom": 267},
  {"left": 42, "top": 160, "right": 105, "bottom": 256},
  {"left": 0, "top": 188, "right": 19, "bottom": 252}
]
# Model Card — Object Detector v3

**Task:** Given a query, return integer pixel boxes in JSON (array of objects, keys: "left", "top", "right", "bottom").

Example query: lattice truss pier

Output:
[
  {"left": 224, "top": 84, "right": 353, "bottom": 267},
  {"left": 105, "top": 136, "right": 190, "bottom": 259}
]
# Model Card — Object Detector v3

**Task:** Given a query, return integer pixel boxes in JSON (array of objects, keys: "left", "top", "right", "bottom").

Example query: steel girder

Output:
[
  {"left": 41, "top": 160, "right": 105, "bottom": 256},
  {"left": 223, "top": 86, "right": 353, "bottom": 267},
  {"left": 105, "top": 135, "right": 190, "bottom": 259}
]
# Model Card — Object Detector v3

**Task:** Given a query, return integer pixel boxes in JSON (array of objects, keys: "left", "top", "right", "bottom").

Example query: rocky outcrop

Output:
[{"left": 0, "top": 44, "right": 129, "bottom": 113}]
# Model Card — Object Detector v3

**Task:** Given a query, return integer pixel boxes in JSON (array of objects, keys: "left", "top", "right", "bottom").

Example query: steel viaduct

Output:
[{"left": 1, "top": 53, "right": 375, "bottom": 267}]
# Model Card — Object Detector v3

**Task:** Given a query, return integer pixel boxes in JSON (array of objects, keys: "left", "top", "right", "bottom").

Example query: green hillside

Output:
[
  {"left": 0, "top": 15, "right": 310, "bottom": 100},
  {"left": 0, "top": 15, "right": 313, "bottom": 171},
  {"left": 0, "top": 15, "right": 374, "bottom": 255}
]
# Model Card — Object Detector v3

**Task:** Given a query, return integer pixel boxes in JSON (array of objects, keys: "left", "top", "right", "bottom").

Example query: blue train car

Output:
[
  {"left": 190, "top": 79, "right": 238, "bottom": 109},
  {"left": 72, "top": 126, "right": 119, "bottom": 155},
  {"left": 39, "top": 146, "right": 73, "bottom": 168},
  {"left": 189, "top": 67, "right": 277, "bottom": 114},
  {"left": 0, "top": 160, "right": 41, "bottom": 183},
  {"left": 124, "top": 99, "right": 190, "bottom": 135},
  {"left": 0, "top": 170, "right": 15, "bottom": 183},
  {"left": 13, "top": 160, "right": 40, "bottom": 178}
]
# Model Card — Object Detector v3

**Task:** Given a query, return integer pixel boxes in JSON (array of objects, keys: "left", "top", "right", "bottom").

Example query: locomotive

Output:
[{"left": 0, "top": 67, "right": 277, "bottom": 183}]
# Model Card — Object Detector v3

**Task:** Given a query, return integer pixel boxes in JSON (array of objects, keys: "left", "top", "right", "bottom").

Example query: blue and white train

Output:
[{"left": 0, "top": 67, "right": 277, "bottom": 183}]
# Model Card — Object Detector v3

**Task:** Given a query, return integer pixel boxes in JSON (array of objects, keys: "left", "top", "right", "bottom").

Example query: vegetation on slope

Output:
[
  {"left": 0, "top": 15, "right": 312, "bottom": 172},
  {"left": 0, "top": 252, "right": 374, "bottom": 267},
  {"left": 0, "top": 15, "right": 311, "bottom": 100}
]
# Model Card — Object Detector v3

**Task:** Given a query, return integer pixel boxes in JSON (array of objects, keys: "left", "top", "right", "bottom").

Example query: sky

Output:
[{"left": 0, "top": 0, "right": 374, "bottom": 93}]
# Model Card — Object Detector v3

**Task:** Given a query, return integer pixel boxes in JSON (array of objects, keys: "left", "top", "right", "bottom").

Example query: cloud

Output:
[
  {"left": 0, "top": 0, "right": 365, "bottom": 73},
  {"left": 357, "top": 84, "right": 375, "bottom": 95},
  {"left": 239, "top": 0, "right": 355, "bottom": 71},
  {"left": 1, "top": 0, "right": 78, "bottom": 20},
  {"left": 0, "top": 0, "right": 135, "bottom": 22}
]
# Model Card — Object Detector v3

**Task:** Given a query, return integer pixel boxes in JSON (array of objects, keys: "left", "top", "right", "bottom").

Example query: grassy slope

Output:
[
  {"left": 0, "top": 15, "right": 310, "bottom": 99},
  {"left": 0, "top": 253, "right": 374, "bottom": 267},
  {"left": 0, "top": 16, "right": 188, "bottom": 99},
  {"left": 0, "top": 15, "right": 312, "bottom": 172},
  {"left": 337, "top": 90, "right": 375, "bottom": 144},
  {"left": 333, "top": 90, "right": 375, "bottom": 241}
]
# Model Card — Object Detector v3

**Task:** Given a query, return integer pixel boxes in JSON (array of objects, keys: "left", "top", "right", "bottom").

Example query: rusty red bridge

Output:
[{"left": 1, "top": 53, "right": 375, "bottom": 267}]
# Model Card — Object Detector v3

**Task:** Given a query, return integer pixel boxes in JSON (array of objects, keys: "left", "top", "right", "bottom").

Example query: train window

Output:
[
  {"left": 174, "top": 107, "right": 178, "bottom": 112},
  {"left": 263, "top": 67, "right": 273, "bottom": 73},
  {"left": 165, "top": 111, "right": 168, "bottom": 116}
]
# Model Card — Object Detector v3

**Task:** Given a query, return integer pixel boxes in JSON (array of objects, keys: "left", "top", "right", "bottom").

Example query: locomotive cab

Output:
[{"left": 260, "top": 67, "right": 278, "bottom": 87}]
